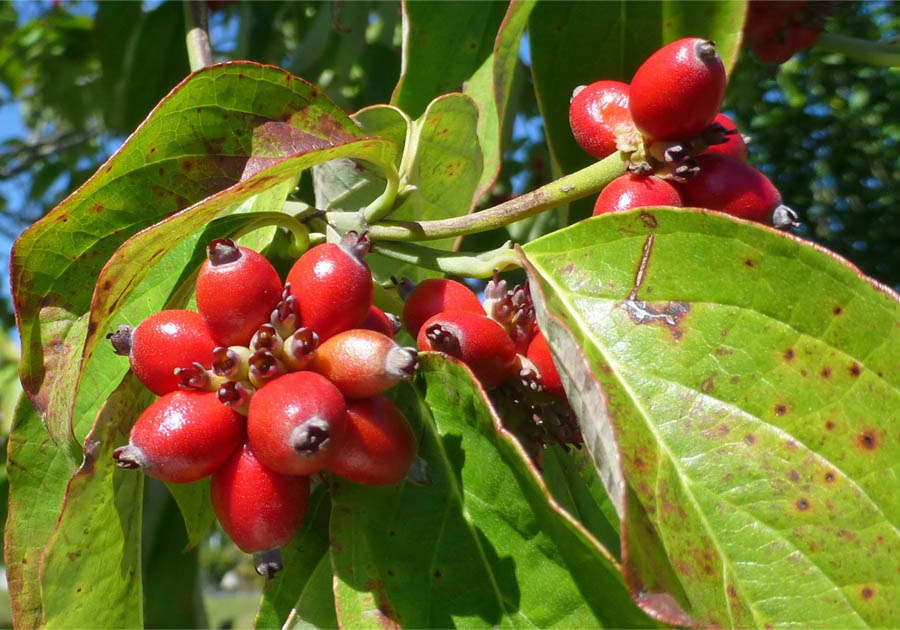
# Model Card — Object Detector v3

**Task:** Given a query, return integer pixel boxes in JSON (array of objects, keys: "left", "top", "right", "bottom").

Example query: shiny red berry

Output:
[
  {"left": 113, "top": 390, "right": 245, "bottom": 483},
  {"left": 211, "top": 442, "right": 310, "bottom": 577},
  {"left": 286, "top": 232, "right": 373, "bottom": 342},
  {"left": 196, "top": 239, "right": 283, "bottom": 347},
  {"left": 568, "top": 80, "right": 632, "bottom": 160},
  {"left": 360, "top": 305, "right": 399, "bottom": 339},
  {"left": 311, "top": 329, "right": 417, "bottom": 399},
  {"left": 247, "top": 371, "right": 347, "bottom": 476},
  {"left": 329, "top": 396, "right": 417, "bottom": 486},
  {"left": 629, "top": 38, "right": 726, "bottom": 142},
  {"left": 592, "top": 174, "right": 683, "bottom": 216},
  {"left": 526, "top": 330, "right": 565, "bottom": 400},
  {"left": 401, "top": 278, "right": 485, "bottom": 338},
  {"left": 679, "top": 154, "right": 788, "bottom": 225},
  {"left": 703, "top": 113, "right": 748, "bottom": 160},
  {"left": 110, "top": 310, "right": 218, "bottom": 396},
  {"left": 417, "top": 311, "right": 517, "bottom": 389}
]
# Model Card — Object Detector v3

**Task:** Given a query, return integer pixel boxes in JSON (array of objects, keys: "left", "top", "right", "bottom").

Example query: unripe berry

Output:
[
  {"left": 247, "top": 371, "right": 347, "bottom": 476},
  {"left": 401, "top": 278, "right": 485, "bottom": 338},
  {"left": 703, "top": 113, "right": 748, "bottom": 160},
  {"left": 113, "top": 390, "right": 245, "bottom": 483},
  {"left": 592, "top": 174, "right": 683, "bottom": 216},
  {"left": 328, "top": 396, "right": 417, "bottom": 486},
  {"left": 286, "top": 232, "right": 373, "bottom": 341},
  {"left": 526, "top": 330, "right": 565, "bottom": 400},
  {"left": 196, "top": 239, "right": 284, "bottom": 346},
  {"left": 629, "top": 38, "right": 726, "bottom": 142},
  {"left": 311, "top": 329, "right": 417, "bottom": 399},
  {"left": 568, "top": 80, "right": 632, "bottom": 160},
  {"left": 417, "top": 311, "right": 517, "bottom": 389},
  {"left": 109, "top": 310, "right": 218, "bottom": 396},
  {"left": 679, "top": 154, "right": 791, "bottom": 226},
  {"left": 211, "top": 442, "right": 310, "bottom": 577}
]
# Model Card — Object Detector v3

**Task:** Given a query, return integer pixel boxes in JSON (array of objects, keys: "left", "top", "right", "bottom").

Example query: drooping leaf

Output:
[
  {"left": 528, "top": 1, "right": 746, "bottom": 221},
  {"left": 40, "top": 376, "right": 152, "bottom": 629},
  {"left": 254, "top": 486, "right": 336, "bottom": 629},
  {"left": 4, "top": 396, "right": 74, "bottom": 629},
  {"left": 10, "top": 61, "right": 392, "bottom": 454},
  {"left": 329, "top": 361, "right": 652, "bottom": 629},
  {"left": 523, "top": 208, "right": 900, "bottom": 628}
]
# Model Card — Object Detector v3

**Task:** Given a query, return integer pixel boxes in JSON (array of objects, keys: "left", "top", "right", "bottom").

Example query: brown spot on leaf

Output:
[
  {"left": 858, "top": 430, "right": 878, "bottom": 450},
  {"left": 744, "top": 258, "right": 755, "bottom": 268},
  {"left": 821, "top": 366, "right": 832, "bottom": 379},
  {"left": 76, "top": 587, "right": 82, "bottom": 593},
  {"left": 833, "top": 305, "right": 843, "bottom": 315},
  {"left": 784, "top": 348, "right": 795, "bottom": 361},
  {"left": 824, "top": 471, "right": 836, "bottom": 483},
  {"left": 861, "top": 586, "right": 874, "bottom": 599},
  {"left": 825, "top": 420, "right": 835, "bottom": 430},
  {"left": 849, "top": 362, "right": 861, "bottom": 377},
  {"left": 90, "top": 203, "right": 103, "bottom": 214},
  {"left": 714, "top": 347, "right": 732, "bottom": 356},
  {"left": 730, "top": 375, "right": 740, "bottom": 384},
  {"left": 700, "top": 375, "right": 716, "bottom": 394},
  {"left": 639, "top": 211, "right": 658, "bottom": 228},
  {"left": 789, "top": 470, "right": 800, "bottom": 483},
  {"left": 158, "top": 167, "right": 164, "bottom": 177},
  {"left": 744, "top": 434, "right": 755, "bottom": 445},
  {"left": 774, "top": 404, "right": 787, "bottom": 416},
  {"left": 433, "top": 568, "right": 442, "bottom": 578},
  {"left": 796, "top": 498, "right": 810, "bottom": 511},
  {"left": 727, "top": 585, "right": 737, "bottom": 597}
]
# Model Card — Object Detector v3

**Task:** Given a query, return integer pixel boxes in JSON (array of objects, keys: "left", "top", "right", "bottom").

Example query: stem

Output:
[
  {"left": 371, "top": 241, "right": 521, "bottom": 278},
  {"left": 232, "top": 212, "right": 310, "bottom": 257},
  {"left": 362, "top": 162, "right": 401, "bottom": 224},
  {"left": 184, "top": 0, "right": 213, "bottom": 71},
  {"left": 329, "top": 152, "right": 628, "bottom": 242},
  {"left": 816, "top": 33, "right": 900, "bottom": 67}
]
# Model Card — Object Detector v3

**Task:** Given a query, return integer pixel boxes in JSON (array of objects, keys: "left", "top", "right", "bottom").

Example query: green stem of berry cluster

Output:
[
  {"left": 183, "top": 0, "right": 213, "bottom": 72},
  {"left": 371, "top": 241, "right": 521, "bottom": 279},
  {"left": 232, "top": 211, "right": 311, "bottom": 258},
  {"left": 327, "top": 151, "right": 628, "bottom": 243},
  {"left": 817, "top": 32, "right": 900, "bottom": 67}
]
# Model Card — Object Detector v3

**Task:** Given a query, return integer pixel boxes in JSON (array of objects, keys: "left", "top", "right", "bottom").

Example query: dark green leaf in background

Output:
[{"left": 523, "top": 208, "right": 900, "bottom": 628}]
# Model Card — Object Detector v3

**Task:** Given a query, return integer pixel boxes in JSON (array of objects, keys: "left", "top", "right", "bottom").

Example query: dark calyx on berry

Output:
[
  {"left": 292, "top": 418, "right": 332, "bottom": 456},
  {"left": 206, "top": 238, "right": 242, "bottom": 265}
]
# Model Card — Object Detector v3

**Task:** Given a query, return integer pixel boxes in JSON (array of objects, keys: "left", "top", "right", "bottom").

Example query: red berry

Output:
[
  {"left": 568, "top": 80, "right": 632, "bottom": 160},
  {"left": 311, "top": 329, "right": 417, "bottom": 399},
  {"left": 247, "top": 371, "right": 347, "bottom": 476},
  {"left": 360, "top": 305, "right": 398, "bottom": 339},
  {"left": 110, "top": 310, "right": 218, "bottom": 396},
  {"left": 196, "top": 239, "right": 284, "bottom": 347},
  {"left": 113, "top": 390, "right": 245, "bottom": 483},
  {"left": 679, "top": 154, "right": 785, "bottom": 224},
  {"left": 211, "top": 442, "right": 310, "bottom": 577},
  {"left": 526, "top": 330, "right": 565, "bottom": 400},
  {"left": 744, "top": 1, "right": 805, "bottom": 49},
  {"left": 592, "top": 174, "right": 683, "bottom": 216},
  {"left": 417, "top": 311, "right": 517, "bottom": 389},
  {"left": 286, "top": 232, "right": 373, "bottom": 342},
  {"left": 329, "top": 396, "right": 416, "bottom": 486},
  {"left": 703, "top": 113, "right": 748, "bottom": 160},
  {"left": 401, "top": 278, "right": 485, "bottom": 338},
  {"left": 629, "top": 38, "right": 726, "bottom": 142}
]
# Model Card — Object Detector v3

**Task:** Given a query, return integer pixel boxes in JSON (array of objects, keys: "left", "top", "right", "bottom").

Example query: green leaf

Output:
[
  {"left": 10, "top": 61, "right": 392, "bottom": 453},
  {"left": 330, "top": 362, "right": 651, "bottom": 628},
  {"left": 392, "top": 1, "right": 510, "bottom": 120},
  {"left": 254, "top": 486, "right": 336, "bottom": 629},
  {"left": 528, "top": 1, "right": 746, "bottom": 221},
  {"left": 4, "top": 396, "right": 74, "bottom": 629},
  {"left": 40, "top": 376, "right": 153, "bottom": 629},
  {"left": 522, "top": 208, "right": 900, "bottom": 628}
]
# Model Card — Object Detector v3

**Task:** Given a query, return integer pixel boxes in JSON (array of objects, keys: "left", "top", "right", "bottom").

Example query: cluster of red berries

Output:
[
  {"left": 110, "top": 233, "right": 417, "bottom": 577},
  {"left": 569, "top": 37, "right": 798, "bottom": 230},
  {"left": 400, "top": 273, "right": 579, "bottom": 448},
  {"left": 744, "top": 1, "right": 838, "bottom": 64}
]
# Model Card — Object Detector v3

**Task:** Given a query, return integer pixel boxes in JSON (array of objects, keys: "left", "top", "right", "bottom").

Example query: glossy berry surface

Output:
[
  {"left": 568, "top": 80, "right": 631, "bottom": 160},
  {"left": 402, "top": 278, "right": 485, "bottom": 338},
  {"left": 703, "top": 113, "right": 748, "bottom": 160},
  {"left": 113, "top": 390, "right": 245, "bottom": 484},
  {"left": 287, "top": 234, "right": 373, "bottom": 342},
  {"left": 629, "top": 38, "right": 726, "bottom": 142},
  {"left": 328, "top": 396, "right": 416, "bottom": 486},
  {"left": 211, "top": 442, "right": 310, "bottom": 554},
  {"left": 417, "top": 310, "right": 517, "bottom": 389},
  {"left": 679, "top": 154, "right": 783, "bottom": 224},
  {"left": 196, "top": 239, "right": 284, "bottom": 347},
  {"left": 360, "top": 305, "right": 397, "bottom": 339},
  {"left": 592, "top": 174, "right": 683, "bottom": 216},
  {"left": 247, "top": 371, "right": 347, "bottom": 476},
  {"left": 311, "top": 329, "right": 417, "bottom": 399},
  {"left": 125, "top": 310, "right": 218, "bottom": 396},
  {"left": 526, "top": 330, "right": 565, "bottom": 400}
]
